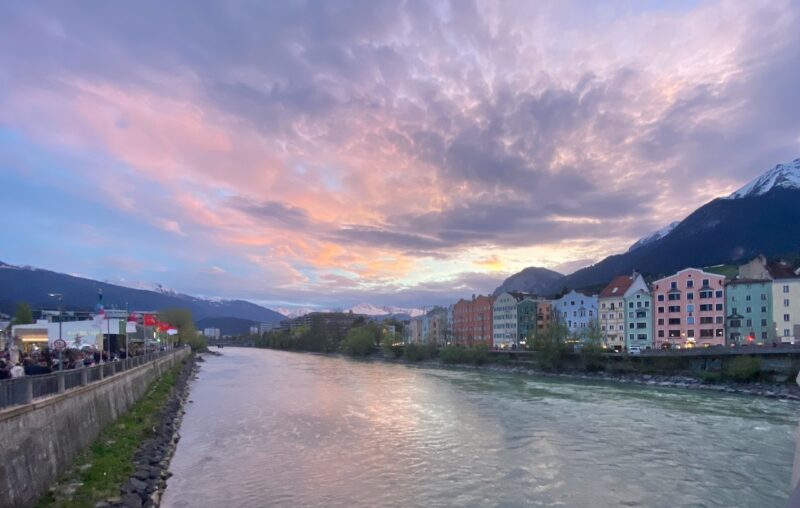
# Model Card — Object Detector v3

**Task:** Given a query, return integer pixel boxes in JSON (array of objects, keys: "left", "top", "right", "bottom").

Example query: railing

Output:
[{"left": 0, "top": 347, "right": 188, "bottom": 411}]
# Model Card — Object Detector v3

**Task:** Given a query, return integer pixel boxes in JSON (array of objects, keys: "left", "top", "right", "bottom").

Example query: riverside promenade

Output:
[{"left": 0, "top": 347, "right": 191, "bottom": 508}]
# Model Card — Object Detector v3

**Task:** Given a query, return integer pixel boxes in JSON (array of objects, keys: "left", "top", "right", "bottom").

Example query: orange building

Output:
[{"left": 452, "top": 295, "right": 495, "bottom": 345}]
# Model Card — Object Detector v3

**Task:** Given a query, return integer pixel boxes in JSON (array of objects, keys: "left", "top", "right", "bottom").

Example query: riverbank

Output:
[
  {"left": 369, "top": 354, "right": 800, "bottom": 401},
  {"left": 37, "top": 354, "right": 198, "bottom": 508}
]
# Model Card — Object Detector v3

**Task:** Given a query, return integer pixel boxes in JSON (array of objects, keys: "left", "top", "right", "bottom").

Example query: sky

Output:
[{"left": 1, "top": 0, "right": 799, "bottom": 312}]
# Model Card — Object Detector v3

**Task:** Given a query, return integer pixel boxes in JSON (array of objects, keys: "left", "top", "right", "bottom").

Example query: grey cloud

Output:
[{"left": 233, "top": 197, "right": 310, "bottom": 228}]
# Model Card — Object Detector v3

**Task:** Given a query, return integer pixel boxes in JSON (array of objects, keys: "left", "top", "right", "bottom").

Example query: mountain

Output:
[
  {"left": 499, "top": 157, "right": 800, "bottom": 296},
  {"left": 347, "top": 303, "right": 425, "bottom": 318},
  {"left": 627, "top": 221, "right": 680, "bottom": 253},
  {"left": 275, "top": 307, "right": 316, "bottom": 318},
  {"left": 196, "top": 317, "right": 257, "bottom": 336},
  {"left": 726, "top": 158, "right": 800, "bottom": 198},
  {"left": 493, "top": 266, "right": 565, "bottom": 297},
  {"left": 0, "top": 262, "right": 285, "bottom": 324}
]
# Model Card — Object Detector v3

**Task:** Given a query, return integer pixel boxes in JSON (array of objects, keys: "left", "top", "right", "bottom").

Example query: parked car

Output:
[{"left": 628, "top": 346, "right": 641, "bottom": 355}]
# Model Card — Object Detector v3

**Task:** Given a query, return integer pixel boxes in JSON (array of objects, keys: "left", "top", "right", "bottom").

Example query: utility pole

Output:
[{"left": 49, "top": 293, "right": 63, "bottom": 371}]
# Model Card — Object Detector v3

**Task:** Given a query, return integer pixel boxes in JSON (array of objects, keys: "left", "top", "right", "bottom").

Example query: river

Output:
[{"left": 161, "top": 348, "right": 798, "bottom": 507}]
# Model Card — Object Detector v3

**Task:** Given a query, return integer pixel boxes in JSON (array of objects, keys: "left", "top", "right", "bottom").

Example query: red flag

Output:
[
  {"left": 157, "top": 321, "right": 170, "bottom": 332},
  {"left": 144, "top": 314, "right": 157, "bottom": 327},
  {"left": 128, "top": 313, "right": 138, "bottom": 322}
]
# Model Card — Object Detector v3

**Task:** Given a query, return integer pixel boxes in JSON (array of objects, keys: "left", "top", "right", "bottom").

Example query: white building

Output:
[
  {"left": 740, "top": 255, "right": 800, "bottom": 344},
  {"left": 492, "top": 292, "right": 533, "bottom": 348},
  {"left": 12, "top": 318, "right": 121, "bottom": 351},
  {"left": 203, "top": 327, "right": 221, "bottom": 340}
]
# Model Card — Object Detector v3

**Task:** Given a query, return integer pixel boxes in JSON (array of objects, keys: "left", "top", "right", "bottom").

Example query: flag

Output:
[
  {"left": 126, "top": 321, "right": 137, "bottom": 333},
  {"left": 167, "top": 328, "right": 178, "bottom": 336},
  {"left": 143, "top": 314, "right": 157, "bottom": 327}
]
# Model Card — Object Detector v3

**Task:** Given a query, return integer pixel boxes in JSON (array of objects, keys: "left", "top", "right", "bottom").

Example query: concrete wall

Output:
[{"left": 0, "top": 348, "right": 191, "bottom": 508}]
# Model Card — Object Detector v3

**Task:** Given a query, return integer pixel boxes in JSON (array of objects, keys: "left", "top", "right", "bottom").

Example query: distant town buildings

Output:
[
  {"left": 453, "top": 295, "right": 494, "bottom": 346},
  {"left": 203, "top": 327, "right": 221, "bottom": 340},
  {"left": 552, "top": 290, "right": 598, "bottom": 338},
  {"left": 599, "top": 273, "right": 648, "bottom": 351}
]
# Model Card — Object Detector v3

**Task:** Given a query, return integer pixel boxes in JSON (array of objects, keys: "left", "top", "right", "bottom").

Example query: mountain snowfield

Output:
[
  {"left": 627, "top": 221, "right": 680, "bottom": 252},
  {"left": 727, "top": 157, "right": 800, "bottom": 199},
  {"left": 347, "top": 303, "right": 426, "bottom": 317}
]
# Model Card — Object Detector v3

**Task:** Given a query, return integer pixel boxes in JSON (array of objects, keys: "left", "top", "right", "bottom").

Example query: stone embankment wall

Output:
[{"left": 0, "top": 348, "right": 191, "bottom": 508}]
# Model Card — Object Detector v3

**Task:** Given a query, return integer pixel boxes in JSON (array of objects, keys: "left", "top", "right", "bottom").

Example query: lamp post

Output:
[{"left": 48, "top": 293, "right": 63, "bottom": 371}]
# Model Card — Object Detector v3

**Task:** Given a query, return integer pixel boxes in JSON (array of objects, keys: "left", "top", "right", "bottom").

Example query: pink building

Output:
[{"left": 651, "top": 268, "right": 726, "bottom": 349}]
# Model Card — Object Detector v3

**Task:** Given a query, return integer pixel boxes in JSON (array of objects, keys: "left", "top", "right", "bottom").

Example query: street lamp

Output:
[{"left": 48, "top": 292, "right": 63, "bottom": 371}]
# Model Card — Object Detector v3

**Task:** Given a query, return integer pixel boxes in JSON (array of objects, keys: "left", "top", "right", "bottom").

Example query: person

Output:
[{"left": 10, "top": 362, "right": 24, "bottom": 378}]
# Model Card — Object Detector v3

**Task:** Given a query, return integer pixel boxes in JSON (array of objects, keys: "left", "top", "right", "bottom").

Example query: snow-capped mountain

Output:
[
  {"left": 275, "top": 307, "right": 321, "bottom": 318},
  {"left": 627, "top": 221, "right": 680, "bottom": 253},
  {"left": 348, "top": 303, "right": 425, "bottom": 317},
  {"left": 727, "top": 158, "right": 800, "bottom": 199}
]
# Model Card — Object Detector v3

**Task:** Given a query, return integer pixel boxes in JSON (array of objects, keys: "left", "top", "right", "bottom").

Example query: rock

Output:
[
  {"left": 119, "top": 493, "right": 142, "bottom": 507},
  {"left": 128, "top": 477, "right": 147, "bottom": 493}
]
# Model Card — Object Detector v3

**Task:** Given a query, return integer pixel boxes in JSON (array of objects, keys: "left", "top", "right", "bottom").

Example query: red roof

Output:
[
  {"left": 599, "top": 275, "right": 635, "bottom": 298},
  {"left": 767, "top": 261, "right": 800, "bottom": 279}
]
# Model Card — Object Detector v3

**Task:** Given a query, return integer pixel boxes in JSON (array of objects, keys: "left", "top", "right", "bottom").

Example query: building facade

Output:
[
  {"left": 725, "top": 279, "right": 774, "bottom": 345},
  {"left": 624, "top": 289, "right": 654, "bottom": 351},
  {"left": 651, "top": 268, "right": 726, "bottom": 349},
  {"left": 599, "top": 273, "right": 649, "bottom": 351},
  {"left": 426, "top": 307, "right": 449, "bottom": 345},
  {"left": 552, "top": 290, "right": 598, "bottom": 339},
  {"left": 452, "top": 295, "right": 494, "bottom": 346},
  {"left": 492, "top": 292, "right": 529, "bottom": 348},
  {"left": 738, "top": 255, "right": 800, "bottom": 344}
]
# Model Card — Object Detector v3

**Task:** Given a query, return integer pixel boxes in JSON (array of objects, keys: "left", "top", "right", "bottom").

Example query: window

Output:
[
  {"left": 637, "top": 302, "right": 642, "bottom": 308},
  {"left": 671, "top": 282, "right": 677, "bottom": 289},
  {"left": 602, "top": 313, "right": 606, "bottom": 320},
  {"left": 762, "top": 332, "right": 768, "bottom": 340},
  {"left": 636, "top": 311, "right": 647, "bottom": 318},
  {"left": 658, "top": 330, "right": 664, "bottom": 338},
  {"left": 699, "top": 304, "right": 712, "bottom": 312},
  {"left": 784, "top": 285, "right": 790, "bottom": 293},
  {"left": 716, "top": 329, "right": 724, "bottom": 337},
  {"left": 700, "top": 317, "right": 713, "bottom": 324},
  {"left": 731, "top": 295, "right": 736, "bottom": 302},
  {"left": 601, "top": 303, "right": 606, "bottom": 309},
  {"left": 746, "top": 307, "right": 752, "bottom": 313},
  {"left": 716, "top": 316, "right": 724, "bottom": 324},
  {"left": 629, "top": 334, "right": 634, "bottom": 341},
  {"left": 785, "top": 299, "right": 790, "bottom": 307},
  {"left": 629, "top": 323, "right": 634, "bottom": 329},
  {"left": 668, "top": 318, "right": 681, "bottom": 325},
  {"left": 762, "top": 307, "right": 767, "bottom": 313},
  {"left": 761, "top": 319, "right": 767, "bottom": 326},
  {"left": 699, "top": 290, "right": 713, "bottom": 299},
  {"left": 628, "top": 302, "right": 633, "bottom": 309},
  {"left": 628, "top": 312, "right": 634, "bottom": 318},
  {"left": 687, "top": 304, "right": 694, "bottom": 312},
  {"left": 657, "top": 318, "right": 664, "bottom": 325},
  {"left": 668, "top": 293, "right": 681, "bottom": 301},
  {"left": 702, "top": 278, "right": 709, "bottom": 286},
  {"left": 658, "top": 295, "right": 665, "bottom": 302},
  {"left": 746, "top": 319, "right": 752, "bottom": 327},
  {"left": 686, "top": 280, "right": 694, "bottom": 288},
  {"left": 716, "top": 304, "right": 723, "bottom": 311},
  {"left": 637, "top": 334, "right": 648, "bottom": 341},
  {"left": 715, "top": 290, "right": 723, "bottom": 298},
  {"left": 746, "top": 295, "right": 751, "bottom": 301},
  {"left": 645, "top": 301, "right": 650, "bottom": 308},
  {"left": 731, "top": 307, "right": 738, "bottom": 315},
  {"left": 658, "top": 306, "right": 665, "bottom": 314},
  {"left": 687, "top": 317, "right": 695, "bottom": 325},
  {"left": 668, "top": 306, "right": 681, "bottom": 312},
  {"left": 668, "top": 330, "right": 681, "bottom": 338},
  {"left": 761, "top": 293, "right": 767, "bottom": 301},
  {"left": 637, "top": 323, "right": 647, "bottom": 329},
  {"left": 700, "top": 329, "right": 714, "bottom": 337},
  {"left": 785, "top": 329, "right": 791, "bottom": 337},
  {"left": 785, "top": 314, "right": 791, "bottom": 322},
  {"left": 729, "top": 319, "right": 741, "bottom": 328},
  {"left": 686, "top": 292, "right": 694, "bottom": 300}
]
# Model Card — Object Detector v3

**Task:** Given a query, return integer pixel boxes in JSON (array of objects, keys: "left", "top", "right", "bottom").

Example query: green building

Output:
[
  {"left": 517, "top": 298, "right": 539, "bottom": 347},
  {"left": 725, "top": 279, "right": 774, "bottom": 345}
]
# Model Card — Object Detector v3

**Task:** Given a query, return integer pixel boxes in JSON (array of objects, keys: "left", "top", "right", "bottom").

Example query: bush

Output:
[
  {"left": 701, "top": 371, "right": 723, "bottom": 383},
  {"left": 471, "top": 343, "right": 490, "bottom": 365},
  {"left": 340, "top": 327, "right": 377, "bottom": 356},
  {"left": 579, "top": 344, "right": 605, "bottom": 372},
  {"left": 725, "top": 356, "right": 762, "bottom": 382},
  {"left": 403, "top": 343, "right": 428, "bottom": 361},
  {"left": 439, "top": 344, "right": 468, "bottom": 364},
  {"left": 381, "top": 335, "right": 403, "bottom": 358}
]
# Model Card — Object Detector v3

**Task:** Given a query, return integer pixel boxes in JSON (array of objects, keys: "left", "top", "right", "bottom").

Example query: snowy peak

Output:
[
  {"left": 348, "top": 303, "right": 425, "bottom": 317},
  {"left": 275, "top": 307, "right": 320, "bottom": 318},
  {"left": 727, "top": 158, "right": 800, "bottom": 199},
  {"left": 627, "top": 221, "right": 680, "bottom": 252}
]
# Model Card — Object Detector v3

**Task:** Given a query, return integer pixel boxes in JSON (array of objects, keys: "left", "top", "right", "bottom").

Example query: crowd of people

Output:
[{"left": 0, "top": 344, "right": 142, "bottom": 380}]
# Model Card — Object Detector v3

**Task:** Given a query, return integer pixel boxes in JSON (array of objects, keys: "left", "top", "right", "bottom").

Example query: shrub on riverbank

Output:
[
  {"left": 340, "top": 327, "right": 378, "bottom": 356},
  {"left": 726, "top": 355, "right": 762, "bottom": 382},
  {"left": 439, "top": 343, "right": 490, "bottom": 365},
  {"left": 403, "top": 343, "right": 437, "bottom": 361}
]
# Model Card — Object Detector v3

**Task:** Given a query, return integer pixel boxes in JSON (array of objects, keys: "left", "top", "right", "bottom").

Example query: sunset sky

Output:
[{"left": 1, "top": 0, "right": 799, "bottom": 312}]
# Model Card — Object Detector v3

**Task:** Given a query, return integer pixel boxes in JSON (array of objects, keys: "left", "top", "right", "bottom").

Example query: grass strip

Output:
[{"left": 37, "top": 362, "right": 183, "bottom": 508}]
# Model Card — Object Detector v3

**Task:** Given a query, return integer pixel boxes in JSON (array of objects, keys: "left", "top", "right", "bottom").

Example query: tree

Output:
[
  {"left": 533, "top": 321, "right": 569, "bottom": 371},
  {"left": 14, "top": 302, "right": 33, "bottom": 325},
  {"left": 340, "top": 326, "right": 377, "bottom": 356},
  {"left": 159, "top": 308, "right": 203, "bottom": 351}
]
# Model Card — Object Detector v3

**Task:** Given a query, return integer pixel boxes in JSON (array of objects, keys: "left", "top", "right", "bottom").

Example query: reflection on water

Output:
[{"left": 162, "top": 348, "right": 797, "bottom": 508}]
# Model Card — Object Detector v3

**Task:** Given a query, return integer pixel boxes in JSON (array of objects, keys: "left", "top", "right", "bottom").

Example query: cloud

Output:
[{"left": 0, "top": 0, "right": 799, "bottom": 307}]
